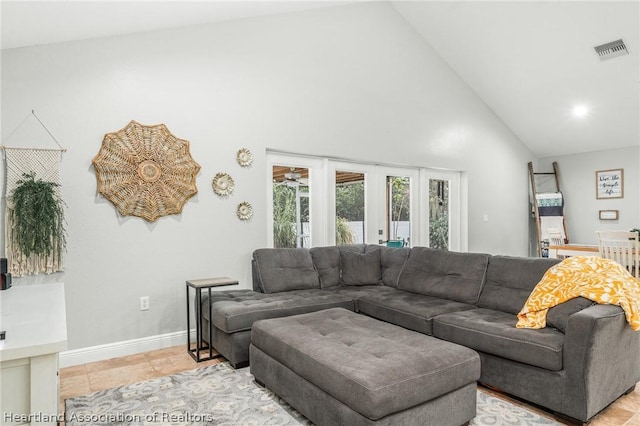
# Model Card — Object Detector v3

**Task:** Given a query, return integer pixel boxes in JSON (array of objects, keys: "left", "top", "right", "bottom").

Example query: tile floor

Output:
[{"left": 60, "top": 345, "right": 640, "bottom": 425}]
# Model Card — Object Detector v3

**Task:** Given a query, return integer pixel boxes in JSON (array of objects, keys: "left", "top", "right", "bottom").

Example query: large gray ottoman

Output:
[{"left": 249, "top": 308, "right": 480, "bottom": 426}]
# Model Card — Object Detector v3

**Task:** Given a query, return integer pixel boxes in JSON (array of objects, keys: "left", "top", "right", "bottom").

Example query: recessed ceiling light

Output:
[{"left": 572, "top": 105, "right": 589, "bottom": 118}]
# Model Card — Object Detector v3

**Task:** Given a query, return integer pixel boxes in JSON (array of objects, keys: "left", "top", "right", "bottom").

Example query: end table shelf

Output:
[{"left": 186, "top": 276, "right": 239, "bottom": 362}]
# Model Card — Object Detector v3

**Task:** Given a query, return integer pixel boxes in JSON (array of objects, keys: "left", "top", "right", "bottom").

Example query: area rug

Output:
[{"left": 65, "top": 363, "right": 561, "bottom": 425}]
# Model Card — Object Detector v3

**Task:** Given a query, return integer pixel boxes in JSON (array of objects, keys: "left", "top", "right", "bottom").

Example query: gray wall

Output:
[
  {"left": 2, "top": 3, "right": 535, "bottom": 350},
  {"left": 538, "top": 146, "right": 639, "bottom": 245}
]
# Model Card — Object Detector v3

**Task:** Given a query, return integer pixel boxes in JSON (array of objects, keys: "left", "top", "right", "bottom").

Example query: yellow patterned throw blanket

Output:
[{"left": 517, "top": 256, "right": 640, "bottom": 331}]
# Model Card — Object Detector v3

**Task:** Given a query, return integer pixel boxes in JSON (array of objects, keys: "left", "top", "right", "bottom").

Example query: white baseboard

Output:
[{"left": 60, "top": 330, "right": 195, "bottom": 368}]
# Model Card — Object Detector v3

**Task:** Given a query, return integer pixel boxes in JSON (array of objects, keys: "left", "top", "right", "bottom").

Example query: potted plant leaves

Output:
[{"left": 10, "top": 171, "right": 66, "bottom": 259}]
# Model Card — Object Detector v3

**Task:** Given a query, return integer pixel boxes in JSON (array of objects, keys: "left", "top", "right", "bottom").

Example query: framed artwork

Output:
[
  {"left": 599, "top": 210, "right": 619, "bottom": 220},
  {"left": 596, "top": 169, "right": 623, "bottom": 199}
]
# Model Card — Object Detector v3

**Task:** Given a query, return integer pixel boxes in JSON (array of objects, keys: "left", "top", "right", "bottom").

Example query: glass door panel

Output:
[
  {"left": 377, "top": 166, "right": 419, "bottom": 247},
  {"left": 386, "top": 176, "right": 411, "bottom": 247},
  {"left": 327, "top": 161, "right": 375, "bottom": 245},
  {"left": 428, "top": 178, "right": 450, "bottom": 250},
  {"left": 272, "top": 166, "right": 310, "bottom": 248},
  {"left": 335, "top": 171, "right": 365, "bottom": 245},
  {"left": 422, "top": 168, "right": 461, "bottom": 251}
]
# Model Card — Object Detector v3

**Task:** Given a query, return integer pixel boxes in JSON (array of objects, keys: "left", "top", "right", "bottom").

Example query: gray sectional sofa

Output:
[{"left": 203, "top": 244, "right": 640, "bottom": 423}]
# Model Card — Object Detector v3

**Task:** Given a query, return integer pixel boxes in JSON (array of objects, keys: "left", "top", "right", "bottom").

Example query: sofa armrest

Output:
[{"left": 563, "top": 304, "right": 640, "bottom": 421}]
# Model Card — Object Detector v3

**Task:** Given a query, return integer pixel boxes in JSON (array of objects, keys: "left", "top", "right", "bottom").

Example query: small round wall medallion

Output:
[
  {"left": 236, "top": 148, "right": 253, "bottom": 167},
  {"left": 212, "top": 173, "right": 235, "bottom": 196},
  {"left": 236, "top": 202, "right": 253, "bottom": 220}
]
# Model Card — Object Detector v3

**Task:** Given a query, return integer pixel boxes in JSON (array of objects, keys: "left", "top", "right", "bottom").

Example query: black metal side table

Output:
[{"left": 186, "top": 276, "right": 239, "bottom": 362}]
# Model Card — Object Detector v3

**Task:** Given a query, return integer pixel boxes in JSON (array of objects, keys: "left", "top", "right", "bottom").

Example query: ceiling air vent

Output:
[{"left": 594, "top": 39, "right": 629, "bottom": 61}]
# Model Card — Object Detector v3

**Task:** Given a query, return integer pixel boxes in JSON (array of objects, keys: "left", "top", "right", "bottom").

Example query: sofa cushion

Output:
[
  {"left": 310, "top": 246, "right": 341, "bottom": 288},
  {"left": 337, "top": 244, "right": 367, "bottom": 254},
  {"left": 380, "top": 246, "right": 410, "bottom": 287},
  {"left": 356, "top": 289, "right": 476, "bottom": 335},
  {"left": 340, "top": 246, "right": 382, "bottom": 285},
  {"left": 253, "top": 248, "right": 320, "bottom": 293},
  {"left": 397, "top": 247, "right": 490, "bottom": 304},
  {"left": 203, "top": 289, "right": 354, "bottom": 333},
  {"left": 433, "top": 308, "right": 565, "bottom": 371},
  {"left": 478, "top": 255, "right": 561, "bottom": 314},
  {"left": 322, "top": 285, "right": 400, "bottom": 305}
]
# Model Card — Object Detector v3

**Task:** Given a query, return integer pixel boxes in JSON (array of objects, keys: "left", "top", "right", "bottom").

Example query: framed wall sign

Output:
[
  {"left": 599, "top": 210, "right": 619, "bottom": 220},
  {"left": 596, "top": 169, "right": 623, "bottom": 199}
]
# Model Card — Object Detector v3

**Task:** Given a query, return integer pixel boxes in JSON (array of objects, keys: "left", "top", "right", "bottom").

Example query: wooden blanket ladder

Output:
[{"left": 528, "top": 161, "right": 568, "bottom": 256}]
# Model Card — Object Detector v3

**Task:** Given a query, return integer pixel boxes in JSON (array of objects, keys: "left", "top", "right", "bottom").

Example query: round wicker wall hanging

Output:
[{"left": 92, "top": 121, "right": 201, "bottom": 222}]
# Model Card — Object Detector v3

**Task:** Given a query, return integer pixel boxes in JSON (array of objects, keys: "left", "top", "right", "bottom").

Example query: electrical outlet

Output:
[{"left": 140, "top": 296, "right": 149, "bottom": 311}]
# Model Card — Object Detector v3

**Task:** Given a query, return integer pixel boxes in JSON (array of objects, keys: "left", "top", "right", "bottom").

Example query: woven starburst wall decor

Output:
[{"left": 92, "top": 121, "right": 201, "bottom": 222}]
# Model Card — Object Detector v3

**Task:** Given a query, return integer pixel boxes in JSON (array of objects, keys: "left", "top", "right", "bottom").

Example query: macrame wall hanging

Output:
[
  {"left": 2, "top": 111, "right": 67, "bottom": 277},
  {"left": 92, "top": 121, "right": 201, "bottom": 222}
]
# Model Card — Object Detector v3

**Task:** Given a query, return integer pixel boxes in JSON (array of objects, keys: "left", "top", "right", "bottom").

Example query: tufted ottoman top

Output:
[{"left": 251, "top": 307, "right": 480, "bottom": 421}]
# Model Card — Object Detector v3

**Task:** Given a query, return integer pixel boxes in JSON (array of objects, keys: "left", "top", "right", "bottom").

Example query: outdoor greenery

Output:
[
  {"left": 335, "top": 182, "right": 364, "bottom": 221},
  {"left": 335, "top": 181, "right": 364, "bottom": 244},
  {"left": 274, "top": 182, "right": 358, "bottom": 247},
  {"left": 389, "top": 177, "right": 410, "bottom": 240},
  {"left": 429, "top": 215, "right": 449, "bottom": 250},
  {"left": 429, "top": 179, "right": 449, "bottom": 250},
  {"left": 272, "top": 176, "right": 450, "bottom": 250},
  {"left": 336, "top": 217, "right": 356, "bottom": 245},
  {"left": 273, "top": 184, "right": 302, "bottom": 248},
  {"left": 10, "top": 171, "right": 66, "bottom": 257}
]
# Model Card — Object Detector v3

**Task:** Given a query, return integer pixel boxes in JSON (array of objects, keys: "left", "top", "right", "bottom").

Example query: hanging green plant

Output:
[{"left": 10, "top": 171, "right": 66, "bottom": 258}]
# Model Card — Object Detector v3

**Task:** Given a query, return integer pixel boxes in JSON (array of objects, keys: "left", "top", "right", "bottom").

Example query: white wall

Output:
[
  {"left": 1, "top": 3, "right": 535, "bottom": 351},
  {"left": 539, "top": 146, "right": 639, "bottom": 245}
]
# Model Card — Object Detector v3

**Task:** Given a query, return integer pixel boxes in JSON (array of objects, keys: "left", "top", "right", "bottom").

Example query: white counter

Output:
[{"left": 1, "top": 282, "right": 68, "bottom": 426}]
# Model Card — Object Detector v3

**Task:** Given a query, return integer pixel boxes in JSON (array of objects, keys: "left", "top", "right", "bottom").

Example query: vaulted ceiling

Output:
[
  {"left": 391, "top": 1, "right": 639, "bottom": 158},
  {"left": 2, "top": 1, "right": 638, "bottom": 158}
]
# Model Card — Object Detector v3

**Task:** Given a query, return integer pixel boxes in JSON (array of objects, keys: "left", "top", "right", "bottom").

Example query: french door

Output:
[
  {"left": 421, "top": 169, "right": 462, "bottom": 251},
  {"left": 267, "top": 153, "right": 463, "bottom": 250},
  {"left": 375, "top": 166, "right": 420, "bottom": 247}
]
